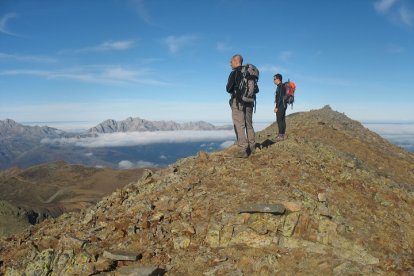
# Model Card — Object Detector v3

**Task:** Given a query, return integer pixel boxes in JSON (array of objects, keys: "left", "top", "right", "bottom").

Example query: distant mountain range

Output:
[
  {"left": 0, "top": 119, "right": 65, "bottom": 169},
  {"left": 0, "top": 117, "right": 233, "bottom": 170},
  {"left": 88, "top": 117, "right": 231, "bottom": 133},
  {"left": 0, "top": 118, "right": 65, "bottom": 137}
]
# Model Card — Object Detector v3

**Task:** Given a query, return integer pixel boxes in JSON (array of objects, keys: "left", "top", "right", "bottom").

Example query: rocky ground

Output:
[{"left": 0, "top": 106, "right": 413, "bottom": 275}]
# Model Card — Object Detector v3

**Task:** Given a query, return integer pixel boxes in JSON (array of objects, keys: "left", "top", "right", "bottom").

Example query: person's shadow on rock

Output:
[{"left": 258, "top": 139, "right": 275, "bottom": 149}]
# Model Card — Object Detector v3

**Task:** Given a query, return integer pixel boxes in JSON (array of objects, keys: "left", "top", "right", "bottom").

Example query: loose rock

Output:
[
  {"left": 115, "top": 264, "right": 164, "bottom": 276},
  {"left": 103, "top": 250, "right": 142, "bottom": 261}
]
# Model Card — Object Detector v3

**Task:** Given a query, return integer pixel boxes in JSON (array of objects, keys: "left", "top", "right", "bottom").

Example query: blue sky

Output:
[{"left": 1, "top": 0, "right": 414, "bottom": 125}]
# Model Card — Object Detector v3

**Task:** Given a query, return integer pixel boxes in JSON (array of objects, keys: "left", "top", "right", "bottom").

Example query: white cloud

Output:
[
  {"left": 84, "top": 152, "right": 94, "bottom": 157},
  {"left": 0, "top": 69, "right": 115, "bottom": 85},
  {"left": 279, "top": 51, "right": 293, "bottom": 62},
  {"left": 128, "top": 0, "right": 152, "bottom": 25},
  {"left": 374, "top": 0, "right": 398, "bottom": 13},
  {"left": 102, "top": 67, "right": 146, "bottom": 81},
  {"left": 0, "top": 66, "right": 168, "bottom": 86},
  {"left": 136, "top": 160, "right": 156, "bottom": 168},
  {"left": 374, "top": 0, "right": 414, "bottom": 27},
  {"left": 98, "top": 40, "right": 134, "bottom": 50},
  {"left": 118, "top": 160, "right": 134, "bottom": 169},
  {"left": 259, "top": 65, "right": 288, "bottom": 75},
  {"left": 59, "top": 40, "right": 134, "bottom": 54},
  {"left": 399, "top": 5, "right": 414, "bottom": 26},
  {"left": 162, "top": 35, "right": 197, "bottom": 53},
  {"left": 159, "top": 155, "right": 167, "bottom": 160},
  {"left": 220, "top": 140, "right": 234, "bottom": 149},
  {"left": 0, "top": 13, "right": 18, "bottom": 36},
  {"left": 0, "top": 52, "right": 56, "bottom": 63},
  {"left": 119, "top": 160, "right": 156, "bottom": 169},
  {"left": 41, "top": 130, "right": 236, "bottom": 148},
  {"left": 216, "top": 41, "right": 232, "bottom": 52}
]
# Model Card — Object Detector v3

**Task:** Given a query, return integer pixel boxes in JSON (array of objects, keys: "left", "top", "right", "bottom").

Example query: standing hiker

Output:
[
  {"left": 226, "top": 54, "right": 257, "bottom": 158},
  {"left": 274, "top": 73, "right": 287, "bottom": 140}
]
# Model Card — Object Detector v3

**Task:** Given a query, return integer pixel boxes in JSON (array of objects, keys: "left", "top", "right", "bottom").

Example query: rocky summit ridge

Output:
[{"left": 1, "top": 106, "right": 413, "bottom": 275}]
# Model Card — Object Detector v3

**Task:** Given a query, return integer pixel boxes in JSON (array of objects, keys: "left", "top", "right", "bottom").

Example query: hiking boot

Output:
[
  {"left": 234, "top": 151, "right": 248, "bottom": 158},
  {"left": 276, "top": 134, "right": 287, "bottom": 141}
]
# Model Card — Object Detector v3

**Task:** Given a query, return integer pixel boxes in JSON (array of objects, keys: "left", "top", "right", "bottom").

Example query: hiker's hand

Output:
[{"left": 274, "top": 107, "right": 278, "bottom": 113}]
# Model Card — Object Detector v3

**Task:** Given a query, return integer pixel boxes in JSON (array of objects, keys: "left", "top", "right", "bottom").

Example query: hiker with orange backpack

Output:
[{"left": 273, "top": 73, "right": 296, "bottom": 141}]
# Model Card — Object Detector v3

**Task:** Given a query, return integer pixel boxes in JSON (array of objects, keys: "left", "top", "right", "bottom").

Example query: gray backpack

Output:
[{"left": 239, "top": 64, "right": 260, "bottom": 104}]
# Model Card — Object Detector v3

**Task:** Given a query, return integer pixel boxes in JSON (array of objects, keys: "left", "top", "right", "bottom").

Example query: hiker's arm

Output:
[
  {"left": 226, "top": 71, "right": 235, "bottom": 93},
  {"left": 275, "top": 86, "right": 280, "bottom": 109}
]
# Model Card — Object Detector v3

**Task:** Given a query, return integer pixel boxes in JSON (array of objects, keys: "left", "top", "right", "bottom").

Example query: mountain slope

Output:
[
  {"left": 88, "top": 117, "right": 232, "bottom": 133},
  {"left": 1, "top": 106, "right": 413, "bottom": 275},
  {"left": 0, "top": 161, "right": 149, "bottom": 237}
]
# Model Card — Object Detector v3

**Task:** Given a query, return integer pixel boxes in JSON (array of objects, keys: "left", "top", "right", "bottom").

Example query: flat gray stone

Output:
[
  {"left": 103, "top": 250, "right": 142, "bottom": 261},
  {"left": 239, "top": 203, "right": 285, "bottom": 215},
  {"left": 115, "top": 264, "right": 164, "bottom": 276}
]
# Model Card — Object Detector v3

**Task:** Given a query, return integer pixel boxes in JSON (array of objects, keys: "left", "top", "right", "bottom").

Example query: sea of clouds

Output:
[
  {"left": 41, "top": 130, "right": 236, "bottom": 148},
  {"left": 38, "top": 121, "right": 414, "bottom": 152},
  {"left": 364, "top": 123, "right": 414, "bottom": 152}
]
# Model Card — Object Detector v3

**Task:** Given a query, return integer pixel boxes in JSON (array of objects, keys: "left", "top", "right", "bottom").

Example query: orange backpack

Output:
[{"left": 284, "top": 80, "right": 296, "bottom": 108}]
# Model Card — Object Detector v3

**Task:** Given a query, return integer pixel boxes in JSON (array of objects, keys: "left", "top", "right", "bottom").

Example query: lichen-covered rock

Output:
[
  {"left": 282, "top": 212, "right": 300, "bottom": 237},
  {"left": 247, "top": 213, "right": 282, "bottom": 235},
  {"left": 50, "top": 249, "right": 74, "bottom": 276},
  {"left": 24, "top": 249, "right": 54, "bottom": 276},
  {"left": 205, "top": 223, "right": 221, "bottom": 248},
  {"left": 230, "top": 226, "right": 276, "bottom": 248},
  {"left": 173, "top": 236, "right": 191, "bottom": 249}
]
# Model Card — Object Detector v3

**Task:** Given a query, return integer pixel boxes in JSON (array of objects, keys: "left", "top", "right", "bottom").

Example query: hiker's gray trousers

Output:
[{"left": 231, "top": 99, "right": 255, "bottom": 151}]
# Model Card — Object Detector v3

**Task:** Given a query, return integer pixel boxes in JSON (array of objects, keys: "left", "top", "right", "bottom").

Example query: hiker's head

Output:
[
  {"left": 230, "top": 54, "right": 243, "bottom": 69},
  {"left": 274, "top": 73, "right": 282, "bottom": 85}
]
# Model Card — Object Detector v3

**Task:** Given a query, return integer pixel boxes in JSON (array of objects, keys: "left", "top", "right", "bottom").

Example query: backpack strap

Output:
[{"left": 254, "top": 97, "right": 257, "bottom": 113}]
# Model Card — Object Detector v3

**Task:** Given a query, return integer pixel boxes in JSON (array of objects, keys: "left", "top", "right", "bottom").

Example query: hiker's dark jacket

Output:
[
  {"left": 275, "top": 83, "right": 286, "bottom": 109},
  {"left": 226, "top": 66, "right": 243, "bottom": 103}
]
